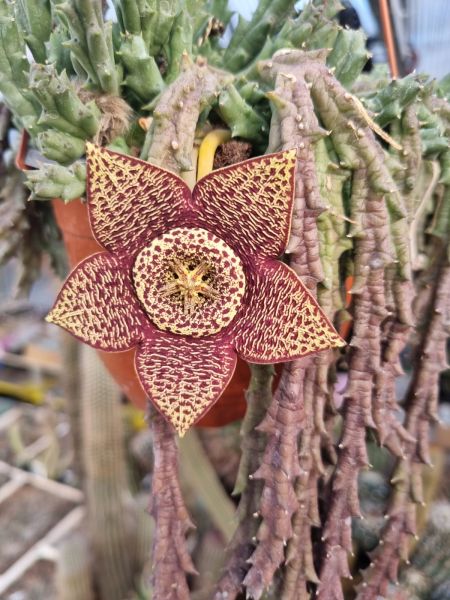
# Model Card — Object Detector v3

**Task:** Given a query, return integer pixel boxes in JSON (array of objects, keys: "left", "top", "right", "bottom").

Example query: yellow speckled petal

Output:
[
  {"left": 46, "top": 253, "right": 147, "bottom": 351},
  {"left": 135, "top": 333, "right": 237, "bottom": 436},
  {"left": 86, "top": 143, "right": 192, "bottom": 256},
  {"left": 234, "top": 259, "right": 345, "bottom": 363},
  {"left": 192, "top": 149, "right": 297, "bottom": 259}
]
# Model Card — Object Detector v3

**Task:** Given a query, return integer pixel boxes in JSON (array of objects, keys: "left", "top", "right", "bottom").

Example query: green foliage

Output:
[
  {"left": 1, "top": 0, "right": 446, "bottom": 297},
  {"left": 118, "top": 33, "right": 165, "bottom": 102},
  {"left": 327, "top": 28, "right": 368, "bottom": 88},
  {"left": 217, "top": 83, "right": 268, "bottom": 142},
  {"left": 0, "top": 106, "right": 67, "bottom": 293},
  {"left": 29, "top": 64, "right": 101, "bottom": 138},
  {"left": 362, "top": 73, "right": 429, "bottom": 128},
  {"left": 14, "top": 0, "right": 52, "bottom": 62},
  {"left": 26, "top": 161, "right": 86, "bottom": 200},
  {"left": 0, "top": 2, "right": 39, "bottom": 129},
  {"left": 53, "top": 0, "right": 120, "bottom": 93},
  {"left": 223, "top": 0, "right": 296, "bottom": 72}
]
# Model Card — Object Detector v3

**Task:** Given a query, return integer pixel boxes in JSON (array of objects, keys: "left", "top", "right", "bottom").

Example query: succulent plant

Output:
[
  {"left": 387, "top": 502, "right": 450, "bottom": 600},
  {"left": 0, "top": 0, "right": 449, "bottom": 599},
  {"left": 47, "top": 143, "right": 343, "bottom": 435},
  {"left": 0, "top": 104, "right": 65, "bottom": 294}
]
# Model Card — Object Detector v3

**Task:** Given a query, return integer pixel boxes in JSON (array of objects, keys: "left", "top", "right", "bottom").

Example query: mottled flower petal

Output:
[
  {"left": 136, "top": 333, "right": 237, "bottom": 436},
  {"left": 234, "top": 260, "right": 345, "bottom": 362},
  {"left": 192, "top": 149, "right": 297, "bottom": 258},
  {"left": 86, "top": 143, "right": 191, "bottom": 256},
  {"left": 47, "top": 253, "right": 146, "bottom": 351}
]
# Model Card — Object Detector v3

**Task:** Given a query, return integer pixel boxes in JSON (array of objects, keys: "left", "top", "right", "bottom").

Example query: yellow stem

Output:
[{"left": 197, "top": 129, "right": 231, "bottom": 180}]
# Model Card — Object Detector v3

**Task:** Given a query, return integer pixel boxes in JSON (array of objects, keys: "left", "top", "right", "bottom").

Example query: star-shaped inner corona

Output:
[
  {"left": 162, "top": 259, "right": 219, "bottom": 316},
  {"left": 133, "top": 227, "right": 246, "bottom": 337}
]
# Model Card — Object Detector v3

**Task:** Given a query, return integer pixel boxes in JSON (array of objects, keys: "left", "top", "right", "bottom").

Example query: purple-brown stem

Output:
[
  {"left": 149, "top": 409, "right": 197, "bottom": 599},
  {"left": 243, "top": 360, "right": 307, "bottom": 599},
  {"left": 357, "top": 253, "right": 449, "bottom": 598},
  {"left": 317, "top": 184, "right": 405, "bottom": 599},
  {"left": 214, "top": 364, "right": 274, "bottom": 599}
]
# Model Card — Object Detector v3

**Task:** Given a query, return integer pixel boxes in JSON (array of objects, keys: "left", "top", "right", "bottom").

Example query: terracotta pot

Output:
[{"left": 51, "top": 198, "right": 248, "bottom": 427}]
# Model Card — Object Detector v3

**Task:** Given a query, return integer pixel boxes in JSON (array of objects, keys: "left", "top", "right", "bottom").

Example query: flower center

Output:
[
  {"left": 132, "top": 227, "right": 246, "bottom": 337},
  {"left": 162, "top": 259, "right": 219, "bottom": 316}
]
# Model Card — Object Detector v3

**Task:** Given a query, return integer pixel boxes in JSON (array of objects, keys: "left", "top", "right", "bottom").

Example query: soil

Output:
[
  {"left": 3, "top": 559, "right": 56, "bottom": 599},
  {"left": 0, "top": 484, "right": 76, "bottom": 573},
  {"left": 213, "top": 140, "right": 252, "bottom": 168}
]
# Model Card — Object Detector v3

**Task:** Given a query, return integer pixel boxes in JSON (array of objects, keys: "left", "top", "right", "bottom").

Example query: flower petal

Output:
[
  {"left": 234, "top": 259, "right": 345, "bottom": 362},
  {"left": 47, "top": 253, "right": 146, "bottom": 351},
  {"left": 192, "top": 149, "right": 297, "bottom": 259},
  {"left": 136, "top": 333, "right": 237, "bottom": 436},
  {"left": 86, "top": 143, "right": 191, "bottom": 256}
]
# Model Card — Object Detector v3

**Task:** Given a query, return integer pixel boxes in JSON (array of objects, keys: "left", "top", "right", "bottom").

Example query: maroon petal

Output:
[
  {"left": 192, "top": 149, "right": 297, "bottom": 259},
  {"left": 136, "top": 332, "right": 237, "bottom": 435},
  {"left": 233, "top": 259, "right": 345, "bottom": 363},
  {"left": 86, "top": 143, "right": 192, "bottom": 257},
  {"left": 46, "top": 252, "right": 147, "bottom": 351}
]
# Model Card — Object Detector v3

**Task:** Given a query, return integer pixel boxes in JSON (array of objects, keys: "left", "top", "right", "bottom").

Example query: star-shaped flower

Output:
[{"left": 47, "top": 143, "right": 344, "bottom": 435}]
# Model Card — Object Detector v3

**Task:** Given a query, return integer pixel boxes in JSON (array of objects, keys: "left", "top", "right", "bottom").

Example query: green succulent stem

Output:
[
  {"left": 14, "top": 0, "right": 52, "bottom": 63},
  {"left": 217, "top": 83, "right": 268, "bottom": 142}
]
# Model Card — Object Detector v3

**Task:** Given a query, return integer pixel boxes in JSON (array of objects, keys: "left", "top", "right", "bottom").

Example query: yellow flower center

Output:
[
  {"left": 162, "top": 259, "right": 219, "bottom": 316},
  {"left": 132, "top": 227, "right": 246, "bottom": 337}
]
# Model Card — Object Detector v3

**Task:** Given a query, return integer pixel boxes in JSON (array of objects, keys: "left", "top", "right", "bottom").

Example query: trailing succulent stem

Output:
[
  {"left": 215, "top": 363, "right": 275, "bottom": 599},
  {"left": 149, "top": 409, "right": 197, "bottom": 599}
]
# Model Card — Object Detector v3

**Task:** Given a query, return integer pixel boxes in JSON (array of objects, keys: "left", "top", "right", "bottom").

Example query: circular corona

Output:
[{"left": 132, "top": 227, "right": 246, "bottom": 337}]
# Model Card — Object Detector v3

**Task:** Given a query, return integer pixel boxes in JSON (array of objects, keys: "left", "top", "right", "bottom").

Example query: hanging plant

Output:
[{"left": 0, "top": 0, "right": 449, "bottom": 599}]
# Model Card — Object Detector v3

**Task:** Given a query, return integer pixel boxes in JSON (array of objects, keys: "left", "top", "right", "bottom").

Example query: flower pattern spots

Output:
[
  {"left": 47, "top": 144, "right": 344, "bottom": 435},
  {"left": 133, "top": 227, "right": 246, "bottom": 337}
]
